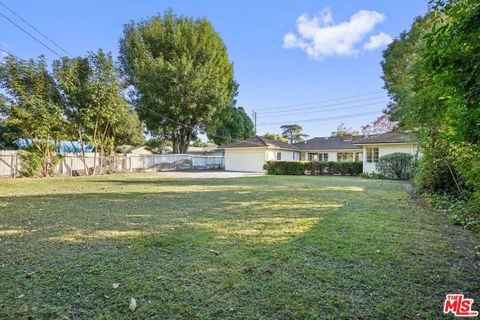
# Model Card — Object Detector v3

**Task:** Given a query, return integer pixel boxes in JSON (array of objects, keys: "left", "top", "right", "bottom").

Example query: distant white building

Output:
[{"left": 116, "top": 145, "right": 152, "bottom": 155}]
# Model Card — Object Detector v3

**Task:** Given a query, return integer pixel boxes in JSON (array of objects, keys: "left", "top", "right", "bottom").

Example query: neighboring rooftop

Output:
[
  {"left": 353, "top": 132, "right": 418, "bottom": 144},
  {"left": 116, "top": 145, "right": 150, "bottom": 153},
  {"left": 294, "top": 136, "right": 362, "bottom": 151},
  {"left": 186, "top": 146, "right": 224, "bottom": 154},
  {"left": 221, "top": 136, "right": 297, "bottom": 150}
]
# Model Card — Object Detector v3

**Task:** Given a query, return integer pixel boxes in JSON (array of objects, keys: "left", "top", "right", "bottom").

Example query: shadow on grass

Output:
[
  {"left": 0, "top": 187, "right": 346, "bottom": 245},
  {"left": 0, "top": 177, "right": 478, "bottom": 319}
]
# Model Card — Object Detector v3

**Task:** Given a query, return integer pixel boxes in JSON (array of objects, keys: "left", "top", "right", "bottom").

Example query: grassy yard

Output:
[{"left": 0, "top": 174, "right": 478, "bottom": 319}]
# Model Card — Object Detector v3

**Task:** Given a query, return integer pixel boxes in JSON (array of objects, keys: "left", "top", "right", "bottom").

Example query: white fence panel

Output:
[
  {"left": 0, "top": 151, "right": 225, "bottom": 177},
  {"left": 0, "top": 151, "right": 18, "bottom": 177}
]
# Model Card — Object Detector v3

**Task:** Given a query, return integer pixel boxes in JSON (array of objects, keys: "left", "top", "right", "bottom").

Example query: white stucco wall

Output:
[
  {"left": 225, "top": 148, "right": 267, "bottom": 172},
  {"left": 362, "top": 143, "right": 419, "bottom": 173},
  {"left": 225, "top": 148, "right": 299, "bottom": 172},
  {"left": 265, "top": 150, "right": 297, "bottom": 161}
]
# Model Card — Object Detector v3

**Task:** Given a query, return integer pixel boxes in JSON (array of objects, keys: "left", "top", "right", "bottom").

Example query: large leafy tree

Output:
[
  {"left": 113, "top": 109, "right": 145, "bottom": 146},
  {"left": 0, "top": 55, "right": 67, "bottom": 176},
  {"left": 330, "top": 123, "right": 360, "bottom": 137},
  {"left": 382, "top": 0, "right": 480, "bottom": 226},
  {"left": 263, "top": 133, "right": 287, "bottom": 143},
  {"left": 54, "top": 49, "right": 142, "bottom": 173},
  {"left": 119, "top": 10, "right": 235, "bottom": 153},
  {"left": 280, "top": 124, "right": 308, "bottom": 144},
  {"left": 207, "top": 106, "right": 254, "bottom": 145}
]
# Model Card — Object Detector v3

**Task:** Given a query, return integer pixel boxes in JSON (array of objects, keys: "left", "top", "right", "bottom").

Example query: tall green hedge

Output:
[{"left": 264, "top": 161, "right": 362, "bottom": 176}]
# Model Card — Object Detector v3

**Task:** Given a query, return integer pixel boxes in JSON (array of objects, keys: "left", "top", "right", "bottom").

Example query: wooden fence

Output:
[{"left": 0, "top": 151, "right": 224, "bottom": 177}]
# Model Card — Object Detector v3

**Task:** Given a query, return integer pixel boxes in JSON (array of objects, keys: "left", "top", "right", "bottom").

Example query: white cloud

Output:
[
  {"left": 363, "top": 32, "right": 393, "bottom": 50},
  {"left": 283, "top": 8, "right": 392, "bottom": 59}
]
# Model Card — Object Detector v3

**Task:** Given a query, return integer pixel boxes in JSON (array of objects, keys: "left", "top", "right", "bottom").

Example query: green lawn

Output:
[{"left": 0, "top": 174, "right": 478, "bottom": 319}]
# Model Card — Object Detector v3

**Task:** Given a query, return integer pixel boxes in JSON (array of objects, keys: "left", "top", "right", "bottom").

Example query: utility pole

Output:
[{"left": 252, "top": 110, "right": 257, "bottom": 133}]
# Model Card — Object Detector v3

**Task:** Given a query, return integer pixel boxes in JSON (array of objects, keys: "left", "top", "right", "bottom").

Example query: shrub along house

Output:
[{"left": 221, "top": 132, "right": 418, "bottom": 173}]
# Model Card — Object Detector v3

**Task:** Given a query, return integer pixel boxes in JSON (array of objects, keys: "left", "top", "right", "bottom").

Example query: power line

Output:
[
  {"left": 258, "top": 110, "right": 380, "bottom": 126},
  {"left": 0, "top": 6, "right": 235, "bottom": 144},
  {"left": 257, "top": 96, "right": 387, "bottom": 115},
  {"left": 251, "top": 91, "right": 384, "bottom": 110},
  {"left": 0, "top": 1, "right": 73, "bottom": 57},
  {"left": 0, "top": 10, "right": 62, "bottom": 57},
  {"left": 0, "top": 47, "right": 17, "bottom": 57},
  {"left": 257, "top": 101, "right": 385, "bottom": 119},
  {"left": 135, "top": 105, "right": 237, "bottom": 142}
]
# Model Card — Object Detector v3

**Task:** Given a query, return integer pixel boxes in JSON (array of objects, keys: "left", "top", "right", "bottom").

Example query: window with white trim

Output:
[
  {"left": 355, "top": 152, "right": 363, "bottom": 162},
  {"left": 276, "top": 152, "right": 282, "bottom": 160},
  {"left": 318, "top": 153, "right": 328, "bottom": 161},
  {"left": 337, "top": 152, "right": 353, "bottom": 162},
  {"left": 366, "top": 147, "right": 379, "bottom": 163}
]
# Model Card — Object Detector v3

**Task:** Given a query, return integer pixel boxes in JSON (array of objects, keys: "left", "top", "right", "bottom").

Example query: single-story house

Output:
[
  {"left": 221, "top": 132, "right": 418, "bottom": 173},
  {"left": 222, "top": 136, "right": 299, "bottom": 172}
]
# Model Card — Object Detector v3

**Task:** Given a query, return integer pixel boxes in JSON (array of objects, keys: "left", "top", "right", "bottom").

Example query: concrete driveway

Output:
[{"left": 152, "top": 171, "right": 264, "bottom": 179}]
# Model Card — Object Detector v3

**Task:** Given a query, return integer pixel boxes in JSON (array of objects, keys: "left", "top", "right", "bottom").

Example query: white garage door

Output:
[{"left": 225, "top": 149, "right": 266, "bottom": 172}]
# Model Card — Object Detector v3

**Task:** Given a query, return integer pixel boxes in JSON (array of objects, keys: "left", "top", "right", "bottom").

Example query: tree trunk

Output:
[
  {"left": 100, "top": 145, "right": 104, "bottom": 175},
  {"left": 92, "top": 118, "right": 99, "bottom": 175},
  {"left": 170, "top": 127, "right": 193, "bottom": 154},
  {"left": 171, "top": 133, "right": 180, "bottom": 154},
  {"left": 42, "top": 143, "right": 48, "bottom": 177},
  {"left": 179, "top": 128, "right": 192, "bottom": 154},
  {"left": 78, "top": 130, "right": 89, "bottom": 176}
]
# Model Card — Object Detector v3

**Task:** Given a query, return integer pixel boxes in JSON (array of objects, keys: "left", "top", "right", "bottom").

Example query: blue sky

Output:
[{"left": 0, "top": 1, "right": 428, "bottom": 138}]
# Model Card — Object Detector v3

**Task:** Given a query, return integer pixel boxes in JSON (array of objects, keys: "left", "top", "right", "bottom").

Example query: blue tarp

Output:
[{"left": 15, "top": 138, "right": 94, "bottom": 153}]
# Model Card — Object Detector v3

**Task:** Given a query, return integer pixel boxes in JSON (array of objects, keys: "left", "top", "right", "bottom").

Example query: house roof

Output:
[
  {"left": 294, "top": 136, "right": 362, "bottom": 151},
  {"left": 221, "top": 136, "right": 297, "bottom": 150},
  {"left": 221, "top": 132, "right": 418, "bottom": 151},
  {"left": 353, "top": 132, "right": 418, "bottom": 144}
]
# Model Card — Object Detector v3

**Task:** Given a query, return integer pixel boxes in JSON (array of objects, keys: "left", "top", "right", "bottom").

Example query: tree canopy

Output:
[
  {"left": 0, "top": 49, "right": 144, "bottom": 176},
  {"left": 382, "top": 0, "right": 480, "bottom": 227},
  {"left": 330, "top": 123, "right": 360, "bottom": 137},
  {"left": 119, "top": 10, "right": 236, "bottom": 153},
  {"left": 361, "top": 115, "right": 397, "bottom": 135},
  {"left": 207, "top": 106, "right": 254, "bottom": 145},
  {"left": 0, "top": 55, "right": 67, "bottom": 176},
  {"left": 0, "top": 55, "right": 66, "bottom": 143},
  {"left": 263, "top": 133, "right": 287, "bottom": 143},
  {"left": 280, "top": 124, "right": 308, "bottom": 144},
  {"left": 54, "top": 49, "right": 144, "bottom": 173}
]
